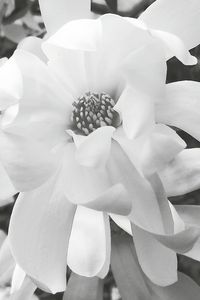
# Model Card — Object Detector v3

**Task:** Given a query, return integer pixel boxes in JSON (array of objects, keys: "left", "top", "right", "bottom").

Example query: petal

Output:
[
  {"left": 9, "top": 175, "right": 76, "bottom": 293},
  {"left": 150, "top": 30, "right": 197, "bottom": 65},
  {"left": 39, "top": 0, "right": 93, "bottom": 35},
  {"left": 139, "top": 0, "right": 200, "bottom": 50},
  {"left": 18, "top": 37, "right": 47, "bottom": 62},
  {"left": 160, "top": 149, "right": 200, "bottom": 196},
  {"left": 0, "top": 132, "right": 58, "bottom": 191},
  {"left": 43, "top": 18, "right": 101, "bottom": 52},
  {"left": 132, "top": 224, "right": 178, "bottom": 286},
  {"left": 0, "top": 162, "right": 17, "bottom": 200},
  {"left": 70, "top": 126, "right": 115, "bottom": 168},
  {"left": 120, "top": 38, "right": 167, "bottom": 99},
  {"left": 114, "top": 86, "right": 155, "bottom": 139},
  {"left": 156, "top": 81, "right": 200, "bottom": 141},
  {"left": 67, "top": 206, "right": 110, "bottom": 277}
]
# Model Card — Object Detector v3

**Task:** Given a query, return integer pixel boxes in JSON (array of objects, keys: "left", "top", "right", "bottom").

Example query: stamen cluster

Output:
[{"left": 71, "top": 92, "right": 117, "bottom": 135}]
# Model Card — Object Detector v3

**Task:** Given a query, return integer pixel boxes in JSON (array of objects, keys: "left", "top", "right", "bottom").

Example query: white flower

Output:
[{"left": 1, "top": 0, "right": 200, "bottom": 294}]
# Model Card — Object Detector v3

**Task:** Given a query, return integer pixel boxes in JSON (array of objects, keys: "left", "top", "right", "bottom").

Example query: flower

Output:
[{"left": 1, "top": 0, "right": 200, "bottom": 294}]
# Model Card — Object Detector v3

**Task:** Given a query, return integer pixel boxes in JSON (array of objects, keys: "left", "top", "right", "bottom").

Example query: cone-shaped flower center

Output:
[{"left": 71, "top": 92, "right": 119, "bottom": 135}]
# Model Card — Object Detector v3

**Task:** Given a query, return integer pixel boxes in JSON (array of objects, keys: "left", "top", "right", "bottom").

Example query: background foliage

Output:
[{"left": 1, "top": 0, "right": 200, "bottom": 299}]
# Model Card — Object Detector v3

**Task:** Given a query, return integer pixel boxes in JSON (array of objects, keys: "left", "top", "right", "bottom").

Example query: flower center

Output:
[{"left": 71, "top": 92, "right": 119, "bottom": 135}]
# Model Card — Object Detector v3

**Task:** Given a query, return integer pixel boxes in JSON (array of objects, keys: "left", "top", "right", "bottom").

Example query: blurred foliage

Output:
[{"left": 1, "top": 0, "right": 200, "bottom": 299}]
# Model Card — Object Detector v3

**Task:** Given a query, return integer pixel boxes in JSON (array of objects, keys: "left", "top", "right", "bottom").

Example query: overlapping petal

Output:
[
  {"left": 140, "top": 0, "right": 200, "bottom": 50},
  {"left": 156, "top": 81, "right": 200, "bottom": 141},
  {"left": 2, "top": 50, "right": 71, "bottom": 149},
  {"left": 62, "top": 143, "right": 132, "bottom": 215},
  {"left": 132, "top": 224, "right": 178, "bottom": 286},
  {"left": 70, "top": 126, "right": 115, "bottom": 168},
  {"left": 160, "top": 149, "right": 200, "bottom": 196}
]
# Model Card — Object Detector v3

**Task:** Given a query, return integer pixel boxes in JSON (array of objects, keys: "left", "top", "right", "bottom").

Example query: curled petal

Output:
[
  {"left": 140, "top": 0, "right": 200, "bottom": 50},
  {"left": 160, "top": 149, "right": 200, "bottom": 196},
  {"left": 174, "top": 205, "right": 200, "bottom": 261},
  {"left": 68, "top": 207, "right": 110, "bottom": 277},
  {"left": 157, "top": 81, "right": 200, "bottom": 141},
  {"left": 43, "top": 19, "right": 101, "bottom": 52},
  {"left": 132, "top": 224, "right": 178, "bottom": 286},
  {"left": 142, "top": 124, "right": 186, "bottom": 175},
  {"left": 18, "top": 37, "right": 47, "bottom": 62},
  {"left": 9, "top": 175, "right": 76, "bottom": 293},
  {"left": 151, "top": 30, "right": 197, "bottom": 65},
  {"left": 39, "top": 0, "right": 93, "bottom": 35},
  {"left": 62, "top": 143, "right": 131, "bottom": 215},
  {"left": 107, "top": 141, "right": 172, "bottom": 234}
]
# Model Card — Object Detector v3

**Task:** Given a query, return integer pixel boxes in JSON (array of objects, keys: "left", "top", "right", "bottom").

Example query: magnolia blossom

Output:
[{"left": 1, "top": 0, "right": 200, "bottom": 295}]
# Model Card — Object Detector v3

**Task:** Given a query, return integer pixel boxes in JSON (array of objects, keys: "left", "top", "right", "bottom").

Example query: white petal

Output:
[
  {"left": 151, "top": 30, "right": 197, "bottom": 64},
  {"left": 160, "top": 149, "right": 200, "bottom": 196},
  {"left": 43, "top": 19, "right": 101, "bottom": 52},
  {"left": 71, "top": 126, "right": 115, "bottom": 168},
  {"left": 18, "top": 37, "right": 47, "bottom": 62},
  {"left": 120, "top": 38, "right": 166, "bottom": 99},
  {"left": 132, "top": 224, "right": 178, "bottom": 286},
  {"left": 156, "top": 81, "right": 200, "bottom": 141},
  {"left": 107, "top": 141, "right": 172, "bottom": 234},
  {"left": 140, "top": 0, "right": 200, "bottom": 50},
  {"left": 39, "top": 0, "right": 93, "bottom": 35},
  {"left": 3, "top": 50, "right": 71, "bottom": 148},
  {"left": 0, "top": 132, "right": 58, "bottom": 191},
  {"left": 9, "top": 174, "right": 76, "bottom": 293},
  {"left": 114, "top": 86, "right": 154, "bottom": 139},
  {"left": 68, "top": 206, "right": 110, "bottom": 277}
]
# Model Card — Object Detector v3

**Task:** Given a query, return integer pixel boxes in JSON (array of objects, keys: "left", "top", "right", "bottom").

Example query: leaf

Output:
[
  {"left": 63, "top": 273, "right": 103, "bottom": 300},
  {"left": 111, "top": 232, "right": 150, "bottom": 300}
]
